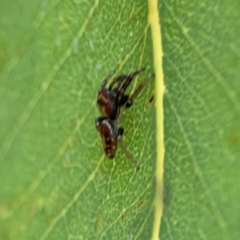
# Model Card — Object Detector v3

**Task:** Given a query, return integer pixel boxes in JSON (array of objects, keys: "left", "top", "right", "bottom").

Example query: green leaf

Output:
[
  {"left": 0, "top": 1, "right": 156, "bottom": 239},
  {"left": 159, "top": 1, "right": 240, "bottom": 240},
  {"left": 0, "top": 1, "right": 239, "bottom": 240}
]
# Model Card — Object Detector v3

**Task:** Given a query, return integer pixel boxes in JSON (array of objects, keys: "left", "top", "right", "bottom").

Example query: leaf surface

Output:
[
  {"left": 160, "top": 1, "right": 240, "bottom": 239},
  {"left": 0, "top": 1, "right": 156, "bottom": 239},
  {"left": 0, "top": 0, "right": 240, "bottom": 240}
]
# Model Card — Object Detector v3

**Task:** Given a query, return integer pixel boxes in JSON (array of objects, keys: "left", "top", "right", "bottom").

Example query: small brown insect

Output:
[
  {"left": 95, "top": 68, "right": 154, "bottom": 169},
  {"left": 95, "top": 117, "right": 123, "bottom": 158},
  {"left": 96, "top": 68, "right": 145, "bottom": 120},
  {"left": 95, "top": 116, "right": 139, "bottom": 169}
]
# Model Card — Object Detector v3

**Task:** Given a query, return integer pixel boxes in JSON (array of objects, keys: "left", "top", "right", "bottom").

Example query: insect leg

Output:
[
  {"left": 147, "top": 93, "right": 155, "bottom": 106},
  {"left": 126, "top": 73, "right": 155, "bottom": 108},
  {"left": 100, "top": 70, "right": 116, "bottom": 90},
  {"left": 108, "top": 75, "right": 128, "bottom": 90},
  {"left": 116, "top": 68, "right": 145, "bottom": 102},
  {"left": 118, "top": 138, "right": 139, "bottom": 171}
]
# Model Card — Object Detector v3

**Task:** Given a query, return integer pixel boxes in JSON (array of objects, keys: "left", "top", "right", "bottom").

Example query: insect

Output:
[
  {"left": 95, "top": 116, "right": 123, "bottom": 159},
  {"left": 95, "top": 68, "right": 154, "bottom": 169},
  {"left": 96, "top": 68, "right": 145, "bottom": 120},
  {"left": 95, "top": 116, "right": 140, "bottom": 169}
]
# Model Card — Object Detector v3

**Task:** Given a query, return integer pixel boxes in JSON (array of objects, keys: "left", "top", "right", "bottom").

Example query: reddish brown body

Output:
[
  {"left": 95, "top": 118, "right": 121, "bottom": 158},
  {"left": 97, "top": 90, "right": 119, "bottom": 120},
  {"left": 96, "top": 68, "right": 145, "bottom": 120},
  {"left": 95, "top": 68, "right": 154, "bottom": 169}
]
